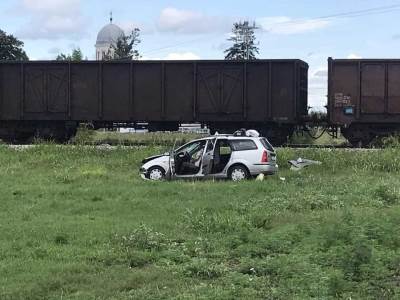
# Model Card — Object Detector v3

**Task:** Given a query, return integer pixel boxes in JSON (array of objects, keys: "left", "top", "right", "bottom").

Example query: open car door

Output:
[
  {"left": 201, "top": 138, "right": 216, "bottom": 176},
  {"left": 168, "top": 140, "right": 177, "bottom": 180}
]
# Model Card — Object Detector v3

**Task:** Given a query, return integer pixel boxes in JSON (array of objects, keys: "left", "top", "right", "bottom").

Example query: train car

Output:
[
  {"left": 328, "top": 57, "right": 400, "bottom": 146},
  {"left": 0, "top": 59, "right": 308, "bottom": 144}
]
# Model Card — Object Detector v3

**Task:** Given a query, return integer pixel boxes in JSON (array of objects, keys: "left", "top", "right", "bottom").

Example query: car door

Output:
[
  {"left": 170, "top": 140, "right": 204, "bottom": 178},
  {"left": 168, "top": 140, "right": 178, "bottom": 179},
  {"left": 201, "top": 139, "right": 216, "bottom": 176}
]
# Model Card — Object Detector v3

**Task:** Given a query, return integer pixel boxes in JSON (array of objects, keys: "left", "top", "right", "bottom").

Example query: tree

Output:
[
  {"left": 71, "top": 48, "right": 83, "bottom": 61},
  {"left": 105, "top": 28, "right": 141, "bottom": 61},
  {"left": 56, "top": 48, "right": 84, "bottom": 61},
  {"left": 0, "top": 29, "right": 28, "bottom": 61},
  {"left": 56, "top": 53, "right": 71, "bottom": 61},
  {"left": 224, "top": 21, "right": 259, "bottom": 61}
]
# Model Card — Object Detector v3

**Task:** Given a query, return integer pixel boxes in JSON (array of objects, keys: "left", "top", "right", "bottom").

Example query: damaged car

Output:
[{"left": 140, "top": 130, "right": 278, "bottom": 181}]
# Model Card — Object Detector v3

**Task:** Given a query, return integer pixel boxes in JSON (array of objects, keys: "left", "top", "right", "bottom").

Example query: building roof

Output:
[{"left": 96, "top": 22, "right": 124, "bottom": 46}]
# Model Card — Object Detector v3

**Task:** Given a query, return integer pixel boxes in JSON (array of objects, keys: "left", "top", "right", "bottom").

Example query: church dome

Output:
[{"left": 96, "top": 23, "right": 124, "bottom": 46}]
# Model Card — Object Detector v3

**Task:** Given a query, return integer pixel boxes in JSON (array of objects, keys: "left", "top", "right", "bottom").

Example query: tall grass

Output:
[
  {"left": 0, "top": 145, "right": 399, "bottom": 299},
  {"left": 71, "top": 128, "right": 206, "bottom": 147}
]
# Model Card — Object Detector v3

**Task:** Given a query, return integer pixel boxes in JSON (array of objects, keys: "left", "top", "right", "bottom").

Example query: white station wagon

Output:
[{"left": 140, "top": 130, "right": 278, "bottom": 181}]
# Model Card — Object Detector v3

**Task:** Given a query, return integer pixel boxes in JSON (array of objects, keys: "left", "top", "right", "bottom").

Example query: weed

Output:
[
  {"left": 54, "top": 234, "right": 69, "bottom": 245},
  {"left": 184, "top": 259, "right": 226, "bottom": 279},
  {"left": 375, "top": 185, "right": 399, "bottom": 206},
  {"left": 119, "top": 224, "right": 169, "bottom": 251}
]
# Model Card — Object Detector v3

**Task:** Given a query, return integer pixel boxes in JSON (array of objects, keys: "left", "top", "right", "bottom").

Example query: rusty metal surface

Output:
[
  {"left": 329, "top": 58, "right": 400, "bottom": 126},
  {"left": 0, "top": 60, "right": 308, "bottom": 125}
]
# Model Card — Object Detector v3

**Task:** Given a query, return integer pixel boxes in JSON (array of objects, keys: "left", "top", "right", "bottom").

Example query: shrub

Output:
[
  {"left": 119, "top": 224, "right": 169, "bottom": 251},
  {"left": 374, "top": 185, "right": 399, "bottom": 206}
]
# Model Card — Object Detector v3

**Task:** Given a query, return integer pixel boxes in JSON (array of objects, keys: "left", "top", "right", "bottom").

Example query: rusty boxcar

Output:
[
  {"left": 328, "top": 57, "right": 400, "bottom": 146},
  {"left": 0, "top": 59, "right": 308, "bottom": 144}
]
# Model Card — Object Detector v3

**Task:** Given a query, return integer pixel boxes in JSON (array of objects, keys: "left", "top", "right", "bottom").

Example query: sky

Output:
[{"left": 2, "top": 0, "right": 400, "bottom": 109}]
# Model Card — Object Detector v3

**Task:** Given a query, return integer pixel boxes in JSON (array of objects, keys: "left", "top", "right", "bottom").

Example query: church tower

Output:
[{"left": 95, "top": 13, "right": 125, "bottom": 60}]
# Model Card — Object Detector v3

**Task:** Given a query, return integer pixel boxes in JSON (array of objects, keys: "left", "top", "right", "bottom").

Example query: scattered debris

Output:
[
  {"left": 256, "top": 174, "right": 265, "bottom": 181},
  {"left": 279, "top": 177, "right": 286, "bottom": 182},
  {"left": 289, "top": 158, "right": 322, "bottom": 171}
]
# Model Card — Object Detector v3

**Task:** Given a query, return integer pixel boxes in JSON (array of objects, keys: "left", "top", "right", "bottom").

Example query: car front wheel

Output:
[
  {"left": 229, "top": 165, "right": 249, "bottom": 182},
  {"left": 148, "top": 167, "right": 165, "bottom": 181}
]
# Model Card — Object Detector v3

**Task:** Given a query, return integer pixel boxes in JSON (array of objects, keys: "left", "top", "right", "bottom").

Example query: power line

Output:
[
  {"left": 269, "top": 4, "right": 400, "bottom": 27},
  {"left": 141, "top": 4, "right": 400, "bottom": 57}
]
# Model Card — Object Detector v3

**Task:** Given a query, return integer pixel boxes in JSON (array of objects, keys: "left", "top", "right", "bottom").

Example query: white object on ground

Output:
[{"left": 256, "top": 174, "right": 265, "bottom": 181}]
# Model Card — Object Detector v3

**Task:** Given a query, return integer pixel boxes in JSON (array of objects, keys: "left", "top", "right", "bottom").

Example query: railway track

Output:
[{"left": 284, "top": 144, "right": 350, "bottom": 149}]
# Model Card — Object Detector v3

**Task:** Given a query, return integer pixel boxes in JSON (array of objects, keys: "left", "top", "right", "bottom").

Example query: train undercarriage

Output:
[
  {"left": 1, "top": 120, "right": 400, "bottom": 148},
  {"left": 0, "top": 121, "right": 296, "bottom": 146},
  {"left": 340, "top": 123, "right": 400, "bottom": 147}
]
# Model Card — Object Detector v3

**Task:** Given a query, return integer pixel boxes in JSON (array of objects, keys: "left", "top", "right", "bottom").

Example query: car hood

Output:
[{"left": 142, "top": 153, "right": 170, "bottom": 164}]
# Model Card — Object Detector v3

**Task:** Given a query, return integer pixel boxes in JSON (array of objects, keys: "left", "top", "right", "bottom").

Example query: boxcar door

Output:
[
  {"left": 24, "top": 66, "right": 46, "bottom": 113},
  {"left": 46, "top": 67, "right": 68, "bottom": 114},
  {"left": 360, "top": 63, "right": 385, "bottom": 114},
  {"left": 197, "top": 64, "right": 243, "bottom": 120},
  {"left": 24, "top": 65, "right": 68, "bottom": 115}
]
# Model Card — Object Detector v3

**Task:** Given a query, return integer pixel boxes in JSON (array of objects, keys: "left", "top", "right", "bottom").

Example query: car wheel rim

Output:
[
  {"left": 231, "top": 168, "right": 246, "bottom": 181},
  {"left": 149, "top": 169, "right": 163, "bottom": 181}
]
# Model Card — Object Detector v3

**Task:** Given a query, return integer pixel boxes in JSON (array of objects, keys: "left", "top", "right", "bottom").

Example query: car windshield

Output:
[{"left": 175, "top": 140, "right": 206, "bottom": 154}]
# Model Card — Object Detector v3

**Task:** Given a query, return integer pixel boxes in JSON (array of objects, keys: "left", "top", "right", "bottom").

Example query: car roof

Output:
[{"left": 196, "top": 135, "right": 264, "bottom": 142}]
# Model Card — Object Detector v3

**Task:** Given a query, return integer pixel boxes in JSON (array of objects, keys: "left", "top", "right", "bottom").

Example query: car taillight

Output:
[{"left": 261, "top": 150, "right": 269, "bottom": 163}]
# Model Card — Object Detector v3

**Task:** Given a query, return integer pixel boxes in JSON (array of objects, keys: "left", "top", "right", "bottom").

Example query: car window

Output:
[
  {"left": 216, "top": 139, "right": 232, "bottom": 155},
  {"left": 206, "top": 139, "right": 216, "bottom": 152},
  {"left": 176, "top": 141, "right": 204, "bottom": 154},
  {"left": 229, "top": 140, "right": 258, "bottom": 151},
  {"left": 260, "top": 138, "right": 274, "bottom": 152}
]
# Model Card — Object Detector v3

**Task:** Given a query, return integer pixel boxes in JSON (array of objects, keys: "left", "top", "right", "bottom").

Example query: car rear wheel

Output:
[
  {"left": 148, "top": 167, "right": 165, "bottom": 181},
  {"left": 229, "top": 165, "right": 249, "bottom": 182}
]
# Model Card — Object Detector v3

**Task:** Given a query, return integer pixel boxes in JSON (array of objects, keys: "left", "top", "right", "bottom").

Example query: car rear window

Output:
[
  {"left": 230, "top": 140, "right": 258, "bottom": 151},
  {"left": 260, "top": 138, "right": 274, "bottom": 152}
]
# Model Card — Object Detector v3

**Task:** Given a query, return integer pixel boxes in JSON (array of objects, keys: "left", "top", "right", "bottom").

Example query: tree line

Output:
[{"left": 0, "top": 21, "right": 259, "bottom": 62}]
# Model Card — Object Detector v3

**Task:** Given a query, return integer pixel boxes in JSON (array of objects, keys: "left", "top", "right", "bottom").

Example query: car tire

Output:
[
  {"left": 148, "top": 166, "right": 165, "bottom": 181},
  {"left": 228, "top": 165, "right": 249, "bottom": 182}
]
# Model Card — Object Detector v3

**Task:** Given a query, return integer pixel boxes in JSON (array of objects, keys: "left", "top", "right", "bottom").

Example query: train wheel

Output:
[{"left": 342, "top": 125, "right": 373, "bottom": 148}]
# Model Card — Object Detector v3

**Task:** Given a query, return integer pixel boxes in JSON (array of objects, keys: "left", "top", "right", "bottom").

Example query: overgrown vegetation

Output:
[
  {"left": 72, "top": 128, "right": 206, "bottom": 147},
  {"left": 0, "top": 144, "right": 399, "bottom": 299}
]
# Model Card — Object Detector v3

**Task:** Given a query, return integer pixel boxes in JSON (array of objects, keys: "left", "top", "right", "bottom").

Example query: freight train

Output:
[{"left": 0, "top": 58, "right": 399, "bottom": 146}]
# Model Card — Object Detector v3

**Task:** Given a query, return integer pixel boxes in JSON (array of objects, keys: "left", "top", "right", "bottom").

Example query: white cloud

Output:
[
  {"left": 20, "top": 0, "right": 80, "bottom": 15},
  {"left": 347, "top": 53, "right": 362, "bottom": 59},
  {"left": 15, "top": 0, "right": 88, "bottom": 40},
  {"left": 257, "top": 16, "right": 330, "bottom": 35},
  {"left": 157, "top": 7, "right": 232, "bottom": 34},
  {"left": 308, "top": 66, "right": 328, "bottom": 109},
  {"left": 118, "top": 21, "right": 153, "bottom": 35},
  {"left": 313, "top": 68, "right": 328, "bottom": 78}
]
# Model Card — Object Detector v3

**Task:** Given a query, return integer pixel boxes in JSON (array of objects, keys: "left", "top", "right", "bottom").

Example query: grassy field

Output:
[{"left": 1, "top": 144, "right": 400, "bottom": 299}]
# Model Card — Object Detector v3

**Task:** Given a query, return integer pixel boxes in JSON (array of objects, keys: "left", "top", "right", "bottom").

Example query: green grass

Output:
[
  {"left": 72, "top": 129, "right": 206, "bottom": 147},
  {"left": 1, "top": 145, "right": 400, "bottom": 299}
]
